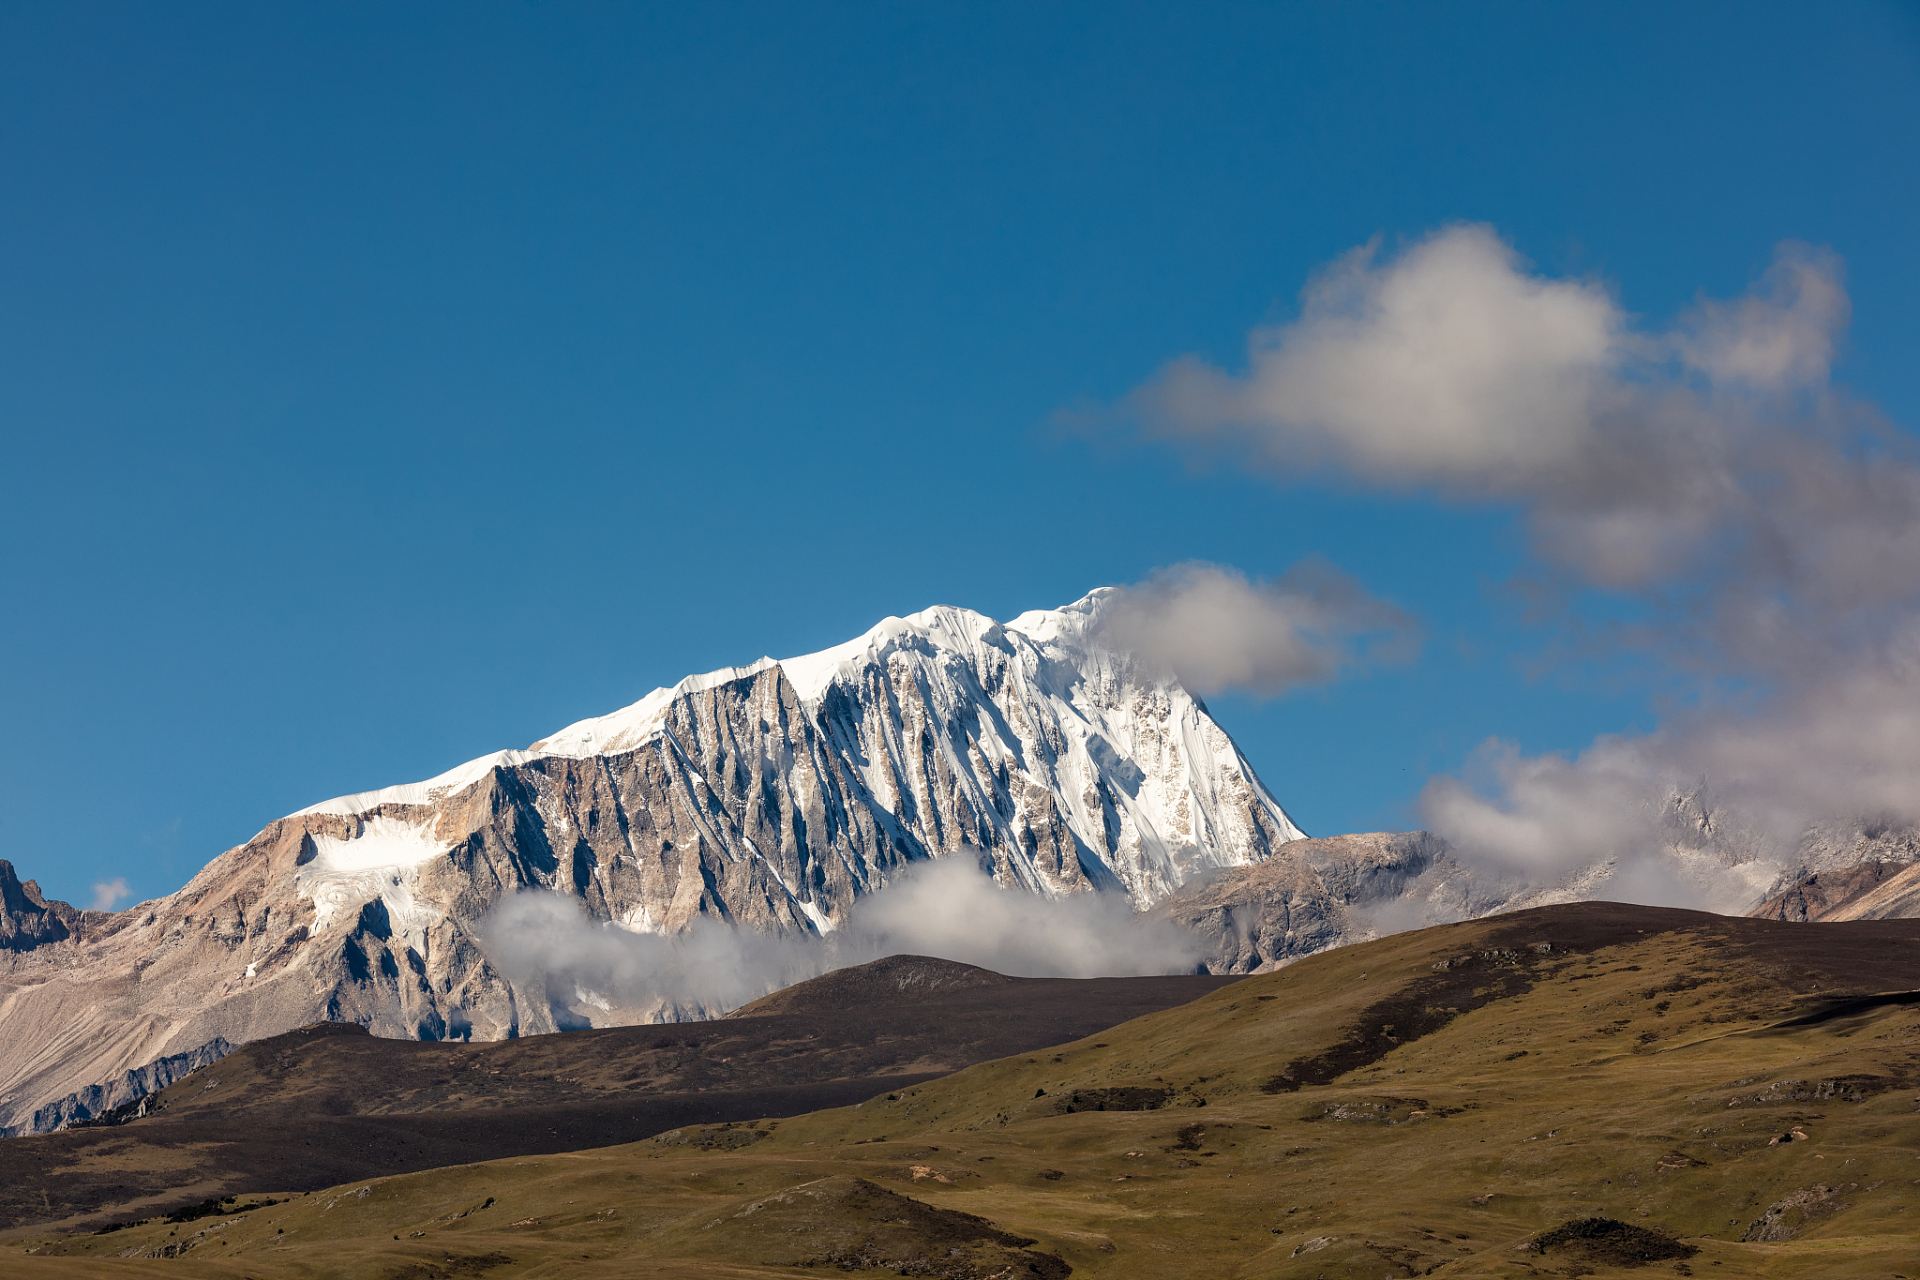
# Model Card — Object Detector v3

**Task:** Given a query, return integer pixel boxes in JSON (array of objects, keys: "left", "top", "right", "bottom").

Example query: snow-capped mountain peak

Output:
[
  {"left": 0, "top": 591, "right": 1303, "bottom": 1134},
  {"left": 301, "top": 589, "right": 1301, "bottom": 907}
]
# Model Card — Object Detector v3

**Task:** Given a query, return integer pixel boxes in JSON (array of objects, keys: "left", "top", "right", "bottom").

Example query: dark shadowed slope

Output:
[
  {"left": 0, "top": 957, "right": 1239, "bottom": 1231},
  {"left": 725, "top": 954, "right": 1015, "bottom": 1016}
]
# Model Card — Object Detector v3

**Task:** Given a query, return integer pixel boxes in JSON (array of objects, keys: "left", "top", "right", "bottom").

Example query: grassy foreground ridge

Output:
[{"left": 10, "top": 902, "right": 1919, "bottom": 1278}]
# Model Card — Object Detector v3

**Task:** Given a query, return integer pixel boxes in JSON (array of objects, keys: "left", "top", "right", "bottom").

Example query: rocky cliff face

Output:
[
  {"left": 1670, "top": 809, "right": 1920, "bottom": 922},
  {"left": 0, "top": 861, "right": 93, "bottom": 952},
  {"left": 1144, "top": 832, "right": 1506, "bottom": 972},
  {"left": 1749, "top": 859, "right": 1920, "bottom": 922},
  {"left": 0, "top": 592, "right": 1306, "bottom": 1134},
  {"left": 13, "top": 1037, "right": 232, "bottom": 1137}
]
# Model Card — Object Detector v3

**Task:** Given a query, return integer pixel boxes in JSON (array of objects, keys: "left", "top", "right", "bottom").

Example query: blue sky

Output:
[{"left": 2, "top": 2, "right": 1917, "bottom": 907}]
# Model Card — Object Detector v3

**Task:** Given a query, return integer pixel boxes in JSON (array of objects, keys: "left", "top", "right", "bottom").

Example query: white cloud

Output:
[
  {"left": 843, "top": 856, "right": 1201, "bottom": 976},
  {"left": 1093, "top": 560, "right": 1417, "bottom": 697},
  {"left": 1676, "top": 244, "right": 1848, "bottom": 391},
  {"left": 1135, "top": 224, "right": 1621, "bottom": 491},
  {"left": 89, "top": 878, "right": 131, "bottom": 912},
  {"left": 1131, "top": 225, "right": 1867, "bottom": 597},
  {"left": 1419, "top": 738, "right": 1659, "bottom": 882},
  {"left": 476, "top": 856, "right": 1203, "bottom": 1018},
  {"left": 1122, "top": 226, "right": 1920, "bottom": 901}
]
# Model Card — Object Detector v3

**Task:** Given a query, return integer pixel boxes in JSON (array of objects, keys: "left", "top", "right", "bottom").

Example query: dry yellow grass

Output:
[{"left": 11, "top": 903, "right": 1919, "bottom": 1279}]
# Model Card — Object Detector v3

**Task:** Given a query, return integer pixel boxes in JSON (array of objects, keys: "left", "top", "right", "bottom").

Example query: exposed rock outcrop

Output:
[
  {"left": 1749, "top": 859, "right": 1920, "bottom": 921},
  {"left": 1666, "top": 802, "right": 1920, "bottom": 912},
  {"left": 1742, "top": 1185, "right": 1842, "bottom": 1242},
  {"left": 1144, "top": 831, "right": 1504, "bottom": 972},
  {"left": 6, "top": 1037, "right": 232, "bottom": 1137},
  {"left": 0, "top": 861, "right": 89, "bottom": 952}
]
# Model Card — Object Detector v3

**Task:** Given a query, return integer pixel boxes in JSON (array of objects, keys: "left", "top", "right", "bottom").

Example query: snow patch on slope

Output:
[
  {"left": 779, "top": 606, "right": 1006, "bottom": 701},
  {"left": 531, "top": 659, "right": 780, "bottom": 758},
  {"left": 296, "top": 816, "right": 451, "bottom": 946},
  {"left": 295, "top": 750, "right": 535, "bottom": 817}
]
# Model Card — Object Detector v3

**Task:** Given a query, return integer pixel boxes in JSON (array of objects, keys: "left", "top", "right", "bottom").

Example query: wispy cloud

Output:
[
  {"left": 477, "top": 857, "right": 1203, "bottom": 1017},
  {"left": 89, "top": 878, "right": 132, "bottom": 912},
  {"left": 841, "top": 856, "right": 1201, "bottom": 975},
  {"left": 1092, "top": 560, "right": 1418, "bottom": 698}
]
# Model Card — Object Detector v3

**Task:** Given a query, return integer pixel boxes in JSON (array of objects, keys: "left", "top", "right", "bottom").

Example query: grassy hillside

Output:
[
  {"left": 0, "top": 964, "right": 1237, "bottom": 1230},
  {"left": 9, "top": 903, "right": 1919, "bottom": 1278}
]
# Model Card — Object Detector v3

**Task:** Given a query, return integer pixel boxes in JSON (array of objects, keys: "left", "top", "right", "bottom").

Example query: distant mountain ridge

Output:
[{"left": 0, "top": 591, "right": 1304, "bottom": 1135}]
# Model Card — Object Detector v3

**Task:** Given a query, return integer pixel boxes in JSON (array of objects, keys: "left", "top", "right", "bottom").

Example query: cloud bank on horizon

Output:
[{"left": 1110, "top": 223, "right": 1920, "bottom": 903}]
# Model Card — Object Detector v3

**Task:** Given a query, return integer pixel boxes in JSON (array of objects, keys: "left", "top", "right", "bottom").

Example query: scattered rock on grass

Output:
[{"left": 1741, "top": 1185, "right": 1841, "bottom": 1241}]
